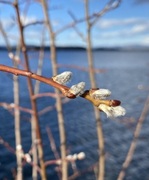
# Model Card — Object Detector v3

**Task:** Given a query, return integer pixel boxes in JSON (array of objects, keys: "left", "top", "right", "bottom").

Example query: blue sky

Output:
[{"left": 0, "top": 0, "right": 149, "bottom": 47}]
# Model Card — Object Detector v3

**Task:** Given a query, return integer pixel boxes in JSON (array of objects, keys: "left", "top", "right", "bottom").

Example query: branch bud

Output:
[
  {"left": 52, "top": 71, "right": 72, "bottom": 85},
  {"left": 90, "top": 88, "right": 111, "bottom": 99},
  {"left": 98, "top": 104, "right": 126, "bottom": 118},
  {"left": 24, "top": 153, "right": 32, "bottom": 163},
  {"left": 77, "top": 152, "right": 86, "bottom": 160},
  {"left": 69, "top": 82, "right": 85, "bottom": 96}
]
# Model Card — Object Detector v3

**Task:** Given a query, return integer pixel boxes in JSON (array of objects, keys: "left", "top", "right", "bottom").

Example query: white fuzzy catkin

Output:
[
  {"left": 69, "top": 82, "right": 85, "bottom": 96},
  {"left": 24, "top": 153, "right": 32, "bottom": 163},
  {"left": 52, "top": 71, "right": 72, "bottom": 85},
  {"left": 8, "top": 52, "right": 14, "bottom": 59},
  {"left": 66, "top": 155, "right": 73, "bottom": 161},
  {"left": 16, "top": 144, "right": 22, "bottom": 150},
  {"left": 91, "top": 89, "right": 111, "bottom": 99},
  {"left": 77, "top": 152, "right": 86, "bottom": 160},
  {"left": 99, "top": 104, "right": 126, "bottom": 118}
]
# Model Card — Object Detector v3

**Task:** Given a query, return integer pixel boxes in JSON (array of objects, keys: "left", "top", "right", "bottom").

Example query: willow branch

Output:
[
  {"left": 57, "top": 64, "right": 106, "bottom": 73},
  {"left": 68, "top": 10, "right": 86, "bottom": 42},
  {"left": 84, "top": 1, "right": 105, "bottom": 180},
  {"left": 0, "top": 102, "right": 33, "bottom": 114},
  {"left": 0, "top": 64, "right": 74, "bottom": 98},
  {"left": 90, "top": 0, "right": 122, "bottom": 26},
  {"left": 13, "top": 1, "right": 46, "bottom": 178},
  {"left": 117, "top": 95, "right": 149, "bottom": 180},
  {"left": 0, "top": 64, "right": 121, "bottom": 108}
]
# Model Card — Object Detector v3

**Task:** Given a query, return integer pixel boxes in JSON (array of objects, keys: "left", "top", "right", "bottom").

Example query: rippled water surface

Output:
[{"left": 0, "top": 50, "right": 149, "bottom": 179}]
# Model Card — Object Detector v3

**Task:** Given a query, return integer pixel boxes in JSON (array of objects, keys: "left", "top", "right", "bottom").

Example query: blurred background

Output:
[{"left": 0, "top": 0, "right": 149, "bottom": 180}]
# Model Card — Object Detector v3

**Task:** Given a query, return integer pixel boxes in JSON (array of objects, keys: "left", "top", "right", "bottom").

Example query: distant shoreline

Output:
[{"left": 0, "top": 46, "right": 149, "bottom": 52}]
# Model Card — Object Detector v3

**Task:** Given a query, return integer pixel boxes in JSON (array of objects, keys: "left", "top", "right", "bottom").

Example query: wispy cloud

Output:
[
  {"left": 20, "top": 15, "right": 38, "bottom": 26},
  {"left": 96, "top": 18, "right": 149, "bottom": 38},
  {"left": 0, "top": 15, "right": 39, "bottom": 30},
  {"left": 134, "top": 0, "right": 149, "bottom": 4},
  {"left": 97, "top": 18, "right": 149, "bottom": 29},
  {"left": 99, "top": 24, "right": 149, "bottom": 38},
  {"left": 93, "top": 17, "right": 149, "bottom": 46},
  {"left": 142, "top": 35, "right": 149, "bottom": 45}
]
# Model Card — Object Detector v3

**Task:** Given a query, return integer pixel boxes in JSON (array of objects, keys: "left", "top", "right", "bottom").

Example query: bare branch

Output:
[
  {"left": 68, "top": 10, "right": 86, "bottom": 42},
  {"left": 0, "top": 65, "right": 123, "bottom": 111},
  {"left": 117, "top": 95, "right": 149, "bottom": 180},
  {"left": 0, "top": 102, "right": 33, "bottom": 114},
  {"left": 90, "top": 0, "right": 122, "bottom": 26},
  {"left": 57, "top": 64, "right": 106, "bottom": 73},
  {"left": 24, "top": 20, "right": 44, "bottom": 28}
]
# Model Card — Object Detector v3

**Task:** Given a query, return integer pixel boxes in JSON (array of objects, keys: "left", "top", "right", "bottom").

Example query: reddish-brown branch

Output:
[
  {"left": 0, "top": 136, "right": 16, "bottom": 154},
  {"left": 0, "top": 64, "right": 121, "bottom": 109},
  {"left": 57, "top": 64, "right": 106, "bottom": 73},
  {"left": 0, "top": 102, "right": 33, "bottom": 114},
  {"left": 33, "top": 92, "right": 64, "bottom": 99},
  {"left": 38, "top": 98, "right": 70, "bottom": 116},
  {"left": 68, "top": 163, "right": 97, "bottom": 180},
  {"left": 46, "top": 126, "right": 60, "bottom": 160},
  {"left": 117, "top": 95, "right": 149, "bottom": 180},
  {"left": 0, "top": 64, "right": 75, "bottom": 99},
  {"left": 13, "top": 1, "right": 46, "bottom": 178},
  {"left": 55, "top": 0, "right": 121, "bottom": 34}
]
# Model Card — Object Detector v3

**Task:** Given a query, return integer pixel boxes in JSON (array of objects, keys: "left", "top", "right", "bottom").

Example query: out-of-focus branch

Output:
[
  {"left": 24, "top": 20, "right": 44, "bottom": 28},
  {"left": 13, "top": 46, "right": 23, "bottom": 180},
  {"left": 46, "top": 126, "right": 61, "bottom": 179},
  {"left": 33, "top": 92, "right": 64, "bottom": 99},
  {"left": 13, "top": 1, "right": 46, "bottom": 179},
  {"left": 0, "top": 136, "right": 16, "bottom": 154},
  {"left": 34, "top": 27, "right": 45, "bottom": 95},
  {"left": 0, "top": 136, "right": 42, "bottom": 174},
  {"left": 0, "top": 102, "right": 33, "bottom": 114},
  {"left": 0, "top": 17, "right": 23, "bottom": 179},
  {"left": 46, "top": 126, "right": 60, "bottom": 160},
  {"left": 0, "top": 20, "right": 12, "bottom": 52},
  {"left": 45, "top": 152, "right": 85, "bottom": 167},
  {"left": 117, "top": 95, "right": 149, "bottom": 180},
  {"left": 68, "top": 10, "right": 86, "bottom": 42},
  {"left": 55, "top": 0, "right": 121, "bottom": 34},
  {"left": 84, "top": 0, "right": 105, "bottom": 179},
  {"left": 68, "top": 162, "right": 97, "bottom": 180},
  {"left": 90, "top": 0, "right": 122, "bottom": 26},
  {"left": 57, "top": 64, "right": 106, "bottom": 74},
  {"left": 41, "top": 0, "right": 69, "bottom": 179},
  {"left": 38, "top": 98, "right": 70, "bottom": 116}
]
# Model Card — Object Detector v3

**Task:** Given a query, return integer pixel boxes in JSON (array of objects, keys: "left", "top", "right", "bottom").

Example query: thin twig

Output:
[
  {"left": 13, "top": 1, "right": 46, "bottom": 179},
  {"left": 68, "top": 10, "right": 86, "bottom": 42},
  {"left": 117, "top": 95, "right": 149, "bottom": 180},
  {"left": 68, "top": 163, "right": 97, "bottom": 180},
  {"left": 84, "top": 1, "right": 105, "bottom": 179},
  {"left": 46, "top": 126, "right": 61, "bottom": 179},
  {"left": 0, "top": 64, "right": 121, "bottom": 108},
  {"left": 57, "top": 64, "right": 106, "bottom": 74},
  {"left": 0, "top": 102, "right": 33, "bottom": 114}
]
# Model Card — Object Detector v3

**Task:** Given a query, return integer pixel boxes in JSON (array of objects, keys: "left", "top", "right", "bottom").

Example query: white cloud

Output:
[
  {"left": 20, "top": 15, "right": 39, "bottom": 26},
  {"left": 97, "top": 17, "right": 149, "bottom": 29},
  {"left": 96, "top": 18, "right": 149, "bottom": 39},
  {"left": 0, "top": 15, "right": 39, "bottom": 30},
  {"left": 131, "top": 24, "right": 147, "bottom": 33},
  {"left": 93, "top": 17, "right": 149, "bottom": 47},
  {"left": 142, "top": 36, "right": 149, "bottom": 45},
  {"left": 0, "top": 18, "right": 15, "bottom": 30}
]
